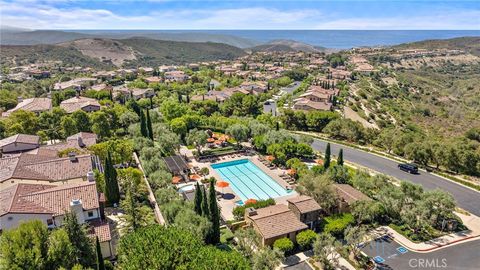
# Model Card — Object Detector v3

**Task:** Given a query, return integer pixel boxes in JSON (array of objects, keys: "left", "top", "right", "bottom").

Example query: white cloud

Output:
[
  {"left": 316, "top": 9, "right": 480, "bottom": 30},
  {"left": 0, "top": 0, "right": 479, "bottom": 30}
]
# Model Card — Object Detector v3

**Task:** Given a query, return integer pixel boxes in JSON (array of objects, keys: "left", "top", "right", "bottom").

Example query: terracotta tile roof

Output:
[
  {"left": 88, "top": 219, "right": 112, "bottom": 242},
  {"left": 249, "top": 204, "right": 308, "bottom": 239},
  {"left": 1, "top": 98, "right": 52, "bottom": 117},
  {"left": 60, "top": 97, "right": 100, "bottom": 113},
  {"left": 0, "top": 153, "right": 93, "bottom": 183},
  {"left": 20, "top": 182, "right": 99, "bottom": 217},
  {"left": 293, "top": 99, "right": 332, "bottom": 111},
  {"left": 0, "top": 156, "right": 21, "bottom": 182},
  {"left": 287, "top": 195, "right": 322, "bottom": 214},
  {"left": 1, "top": 182, "right": 100, "bottom": 216},
  {"left": 334, "top": 184, "right": 371, "bottom": 204},
  {"left": 0, "top": 183, "right": 58, "bottom": 216},
  {"left": 300, "top": 91, "right": 330, "bottom": 100},
  {"left": 0, "top": 134, "right": 40, "bottom": 148}
]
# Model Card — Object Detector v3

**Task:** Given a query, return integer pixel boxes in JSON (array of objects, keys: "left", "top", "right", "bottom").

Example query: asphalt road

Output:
[
  {"left": 362, "top": 236, "right": 480, "bottom": 269},
  {"left": 311, "top": 139, "right": 480, "bottom": 216},
  {"left": 281, "top": 81, "right": 302, "bottom": 94}
]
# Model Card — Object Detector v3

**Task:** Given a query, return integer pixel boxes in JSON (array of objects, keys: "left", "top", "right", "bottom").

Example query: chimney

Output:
[
  {"left": 246, "top": 207, "right": 257, "bottom": 217},
  {"left": 86, "top": 171, "right": 95, "bottom": 182},
  {"left": 70, "top": 199, "right": 85, "bottom": 224},
  {"left": 17, "top": 96, "right": 23, "bottom": 103},
  {"left": 77, "top": 136, "right": 85, "bottom": 148}
]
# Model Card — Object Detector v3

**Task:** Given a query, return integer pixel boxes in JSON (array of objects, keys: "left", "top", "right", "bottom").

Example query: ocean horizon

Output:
[{"left": 72, "top": 30, "right": 480, "bottom": 49}]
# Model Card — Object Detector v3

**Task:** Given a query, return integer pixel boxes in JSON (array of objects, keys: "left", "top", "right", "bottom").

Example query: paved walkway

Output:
[
  {"left": 281, "top": 250, "right": 356, "bottom": 270},
  {"left": 371, "top": 212, "right": 480, "bottom": 253},
  {"left": 133, "top": 152, "right": 165, "bottom": 225}
]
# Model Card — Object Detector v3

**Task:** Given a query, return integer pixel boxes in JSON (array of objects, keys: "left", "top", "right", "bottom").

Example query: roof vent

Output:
[
  {"left": 86, "top": 171, "right": 95, "bottom": 182},
  {"left": 70, "top": 199, "right": 82, "bottom": 206},
  {"left": 246, "top": 207, "right": 257, "bottom": 217},
  {"left": 68, "top": 152, "right": 78, "bottom": 162}
]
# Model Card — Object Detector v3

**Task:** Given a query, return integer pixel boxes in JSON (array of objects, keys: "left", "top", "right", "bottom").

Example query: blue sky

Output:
[{"left": 1, "top": 0, "right": 479, "bottom": 30}]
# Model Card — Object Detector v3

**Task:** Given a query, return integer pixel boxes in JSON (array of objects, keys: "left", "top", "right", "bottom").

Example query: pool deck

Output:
[{"left": 180, "top": 146, "right": 299, "bottom": 221}]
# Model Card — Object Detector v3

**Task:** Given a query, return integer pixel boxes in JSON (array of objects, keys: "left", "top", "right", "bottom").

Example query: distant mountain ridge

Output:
[
  {"left": 1, "top": 37, "right": 246, "bottom": 68},
  {"left": 249, "top": 39, "right": 327, "bottom": 53},
  {"left": 392, "top": 36, "right": 480, "bottom": 56},
  {"left": 0, "top": 27, "right": 260, "bottom": 48}
]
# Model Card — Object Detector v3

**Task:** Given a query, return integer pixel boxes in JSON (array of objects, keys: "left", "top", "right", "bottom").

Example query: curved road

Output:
[{"left": 311, "top": 139, "right": 480, "bottom": 216}]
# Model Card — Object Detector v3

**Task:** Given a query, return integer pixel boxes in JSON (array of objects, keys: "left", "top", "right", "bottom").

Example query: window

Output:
[
  {"left": 47, "top": 219, "right": 54, "bottom": 226},
  {"left": 7, "top": 216, "right": 13, "bottom": 221},
  {"left": 87, "top": 211, "right": 94, "bottom": 217}
]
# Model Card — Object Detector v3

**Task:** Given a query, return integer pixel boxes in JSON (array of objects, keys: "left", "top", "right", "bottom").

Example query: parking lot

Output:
[{"left": 362, "top": 236, "right": 480, "bottom": 269}]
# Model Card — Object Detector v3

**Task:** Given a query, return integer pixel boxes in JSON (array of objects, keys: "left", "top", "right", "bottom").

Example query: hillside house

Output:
[
  {"left": 60, "top": 96, "right": 101, "bottom": 113},
  {"left": 2, "top": 97, "right": 52, "bottom": 117},
  {"left": 0, "top": 134, "right": 41, "bottom": 154},
  {"left": 0, "top": 153, "right": 97, "bottom": 189},
  {"left": 165, "top": 71, "right": 189, "bottom": 82},
  {"left": 245, "top": 204, "right": 308, "bottom": 246},
  {"left": 287, "top": 195, "right": 322, "bottom": 230},
  {"left": 0, "top": 182, "right": 114, "bottom": 258},
  {"left": 334, "top": 184, "right": 372, "bottom": 213}
]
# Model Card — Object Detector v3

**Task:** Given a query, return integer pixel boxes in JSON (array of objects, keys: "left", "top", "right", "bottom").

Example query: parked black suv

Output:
[{"left": 398, "top": 163, "right": 419, "bottom": 174}]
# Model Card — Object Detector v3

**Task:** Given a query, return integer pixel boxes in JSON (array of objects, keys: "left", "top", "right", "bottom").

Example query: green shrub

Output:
[
  {"left": 273, "top": 238, "right": 294, "bottom": 254},
  {"left": 232, "top": 198, "right": 276, "bottom": 220},
  {"left": 323, "top": 213, "right": 354, "bottom": 237},
  {"left": 296, "top": 229, "right": 317, "bottom": 249}
]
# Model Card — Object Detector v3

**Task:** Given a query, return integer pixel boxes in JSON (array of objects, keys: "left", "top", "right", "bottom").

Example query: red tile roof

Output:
[
  {"left": 334, "top": 184, "right": 371, "bottom": 204},
  {"left": 89, "top": 219, "right": 112, "bottom": 242},
  {"left": 0, "top": 182, "right": 100, "bottom": 217},
  {"left": 249, "top": 204, "right": 308, "bottom": 239},
  {"left": 287, "top": 195, "right": 322, "bottom": 213},
  {"left": 0, "top": 153, "right": 93, "bottom": 183},
  {"left": 0, "top": 134, "right": 40, "bottom": 148}
]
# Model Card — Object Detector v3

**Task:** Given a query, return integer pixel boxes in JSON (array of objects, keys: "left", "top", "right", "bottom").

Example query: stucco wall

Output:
[{"left": 0, "top": 213, "right": 52, "bottom": 231}]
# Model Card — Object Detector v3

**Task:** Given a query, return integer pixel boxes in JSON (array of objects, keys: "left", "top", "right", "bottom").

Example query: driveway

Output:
[
  {"left": 362, "top": 236, "right": 480, "bottom": 269},
  {"left": 310, "top": 139, "right": 480, "bottom": 216},
  {"left": 281, "top": 81, "right": 302, "bottom": 94}
]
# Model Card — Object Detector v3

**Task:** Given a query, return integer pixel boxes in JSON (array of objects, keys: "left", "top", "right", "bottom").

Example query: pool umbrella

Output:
[
  {"left": 245, "top": 199, "right": 257, "bottom": 205},
  {"left": 216, "top": 181, "right": 230, "bottom": 193},
  {"left": 266, "top": 155, "right": 275, "bottom": 162},
  {"left": 172, "top": 176, "right": 182, "bottom": 184},
  {"left": 189, "top": 174, "right": 201, "bottom": 181},
  {"left": 287, "top": 169, "right": 296, "bottom": 176}
]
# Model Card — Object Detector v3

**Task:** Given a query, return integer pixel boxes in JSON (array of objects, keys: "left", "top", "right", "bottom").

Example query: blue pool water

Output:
[{"left": 211, "top": 159, "right": 294, "bottom": 202}]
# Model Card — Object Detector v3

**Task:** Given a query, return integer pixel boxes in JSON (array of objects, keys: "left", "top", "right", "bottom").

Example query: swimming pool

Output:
[{"left": 211, "top": 159, "right": 294, "bottom": 202}]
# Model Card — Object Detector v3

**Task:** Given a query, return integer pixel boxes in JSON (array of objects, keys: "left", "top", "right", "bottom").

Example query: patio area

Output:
[{"left": 179, "top": 146, "right": 299, "bottom": 221}]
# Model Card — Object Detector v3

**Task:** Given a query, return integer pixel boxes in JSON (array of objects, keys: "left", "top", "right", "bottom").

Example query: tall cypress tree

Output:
[
  {"left": 146, "top": 109, "right": 154, "bottom": 140},
  {"left": 208, "top": 178, "right": 220, "bottom": 244},
  {"left": 64, "top": 212, "right": 95, "bottom": 266},
  {"left": 201, "top": 187, "right": 209, "bottom": 217},
  {"left": 104, "top": 152, "right": 120, "bottom": 204},
  {"left": 95, "top": 236, "right": 105, "bottom": 270},
  {"left": 338, "top": 148, "right": 344, "bottom": 166},
  {"left": 324, "top": 143, "right": 331, "bottom": 169},
  {"left": 194, "top": 182, "right": 203, "bottom": 216},
  {"left": 140, "top": 110, "right": 148, "bottom": 138}
]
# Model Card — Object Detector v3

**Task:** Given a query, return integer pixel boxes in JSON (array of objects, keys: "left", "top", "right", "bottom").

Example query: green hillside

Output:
[
  {"left": 393, "top": 36, "right": 480, "bottom": 56},
  {"left": 120, "top": 38, "right": 246, "bottom": 67}
]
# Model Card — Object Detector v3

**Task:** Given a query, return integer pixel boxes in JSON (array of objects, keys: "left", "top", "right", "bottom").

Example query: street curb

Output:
[
  {"left": 297, "top": 131, "right": 480, "bottom": 195},
  {"left": 430, "top": 172, "right": 480, "bottom": 194},
  {"left": 392, "top": 232, "right": 480, "bottom": 253}
]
